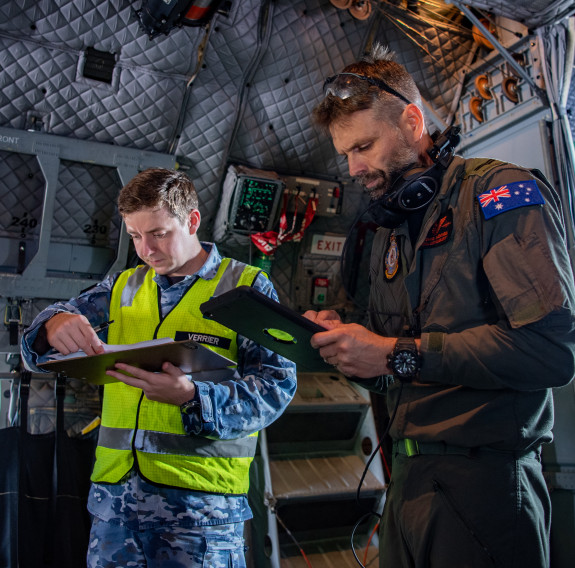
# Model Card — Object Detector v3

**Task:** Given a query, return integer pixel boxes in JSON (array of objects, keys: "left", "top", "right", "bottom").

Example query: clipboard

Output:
[
  {"left": 200, "top": 286, "right": 331, "bottom": 372},
  {"left": 38, "top": 339, "right": 236, "bottom": 385}
]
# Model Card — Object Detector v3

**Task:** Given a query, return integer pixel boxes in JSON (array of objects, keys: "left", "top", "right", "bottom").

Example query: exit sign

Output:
[{"left": 310, "top": 234, "right": 346, "bottom": 257}]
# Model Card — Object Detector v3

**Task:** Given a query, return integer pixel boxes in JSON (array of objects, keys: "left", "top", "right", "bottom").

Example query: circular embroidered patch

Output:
[{"left": 385, "top": 233, "right": 399, "bottom": 280}]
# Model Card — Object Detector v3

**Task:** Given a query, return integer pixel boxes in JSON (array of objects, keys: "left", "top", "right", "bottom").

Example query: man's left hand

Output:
[{"left": 106, "top": 361, "right": 195, "bottom": 406}]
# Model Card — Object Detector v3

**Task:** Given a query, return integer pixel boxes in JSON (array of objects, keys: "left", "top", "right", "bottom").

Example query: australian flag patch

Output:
[{"left": 477, "top": 180, "right": 544, "bottom": 219}]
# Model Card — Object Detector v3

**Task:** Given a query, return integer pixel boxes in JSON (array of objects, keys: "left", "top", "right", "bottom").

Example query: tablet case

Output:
[
  {"left": 200, "top": 286, "right": 331, "bottom": 372},
  {"left": 38, "top": 339, "right": 236, "bottom": 385}
]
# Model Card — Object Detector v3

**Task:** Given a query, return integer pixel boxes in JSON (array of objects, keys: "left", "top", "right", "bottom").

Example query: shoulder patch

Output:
[
  {"left": 477, "top": 180, "right": 544, "bottom": 220},
  {"left": 385, "top": 233, "right": 400, "bottom": 280}
]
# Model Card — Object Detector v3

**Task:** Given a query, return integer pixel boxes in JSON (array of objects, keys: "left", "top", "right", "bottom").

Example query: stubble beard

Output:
[{"left": 360, "top": 134, "right": 421, "bottom": 200}]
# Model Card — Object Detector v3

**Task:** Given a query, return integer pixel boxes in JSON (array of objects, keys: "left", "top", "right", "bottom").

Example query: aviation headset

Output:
[
  {"left": 367, "top": 125, "right": 461, "bottom": 228},
  {"left": 339, "top": 125, "right": 461, "bottom": 306}
]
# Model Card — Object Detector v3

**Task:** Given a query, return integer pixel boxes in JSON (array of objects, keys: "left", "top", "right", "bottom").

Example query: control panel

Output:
[{"left": 229, "top": 175, "right": 284, "bottom": 234}]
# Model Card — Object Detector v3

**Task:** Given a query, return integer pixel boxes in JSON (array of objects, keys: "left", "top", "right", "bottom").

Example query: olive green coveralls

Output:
[{"left": 357, "top": 156, "right": 575, "bottom": 568}]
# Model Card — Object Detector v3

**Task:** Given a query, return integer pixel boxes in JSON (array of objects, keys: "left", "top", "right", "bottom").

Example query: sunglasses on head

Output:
[{"left": 323, "top": 72, "right": 412, "bottom": 106}]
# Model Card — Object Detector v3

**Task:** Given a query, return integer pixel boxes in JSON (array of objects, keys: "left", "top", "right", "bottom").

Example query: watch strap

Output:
[
  {"left": 394, "top": 337, "right": 417, "bottom": 351},
  {"left": 180, "top": 399, "right": 201, "bottom": 415},
  {"left": 389, "top": 336, "right": 420, "bottom": 380}
]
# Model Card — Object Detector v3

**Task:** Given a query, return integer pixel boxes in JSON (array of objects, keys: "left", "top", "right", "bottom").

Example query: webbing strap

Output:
[
  {"left": 393, "top": 439, "right": 540, "bottom": 460},
  {"left": 394, "top": 439, "right": 471, "bottom": 457}
]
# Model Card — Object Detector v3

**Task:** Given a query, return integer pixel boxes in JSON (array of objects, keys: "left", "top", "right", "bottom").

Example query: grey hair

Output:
[{"left": 363, "top": 43, "right": 395, "bottom": 64}]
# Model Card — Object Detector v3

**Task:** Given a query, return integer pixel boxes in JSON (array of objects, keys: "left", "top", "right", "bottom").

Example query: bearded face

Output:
[
  {"left": 329, "top": 107, "right": 424, "bottom": 201},
  {"left": 355, "top": 127, "right": 420, "bottom": 200}
]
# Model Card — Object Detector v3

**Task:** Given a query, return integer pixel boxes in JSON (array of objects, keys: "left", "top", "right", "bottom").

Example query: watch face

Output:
[{"left": 392, "top": 349, "right": 419, "bottom": 377}]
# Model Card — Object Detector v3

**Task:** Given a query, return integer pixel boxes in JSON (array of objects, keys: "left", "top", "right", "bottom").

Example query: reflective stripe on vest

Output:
[
  {"left": 98, "top": 425, "right": 258, "bottom": 457},
  {"left": 118, "top": 258, "right": 251, "bottom": 309},
  {"left": 91, "top": 258, "right": 263, "bottom": 493}
]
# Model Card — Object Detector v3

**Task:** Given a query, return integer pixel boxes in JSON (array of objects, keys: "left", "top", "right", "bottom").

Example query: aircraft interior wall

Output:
[{"left": 1, "top": 1, "right": 575, "bottom": 567}]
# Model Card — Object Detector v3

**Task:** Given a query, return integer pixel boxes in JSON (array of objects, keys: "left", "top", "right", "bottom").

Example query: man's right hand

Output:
[
  {"left": 303, "top": 309, "right": 395, "bottom": 378},
  {"left": 302, "top": 309, "right": 342, "bottom": 330},
  {"left": 44, "top": 313, "right": 105, "bottom": 356}
]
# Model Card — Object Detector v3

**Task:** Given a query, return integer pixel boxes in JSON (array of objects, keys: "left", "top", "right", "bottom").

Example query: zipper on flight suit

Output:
[{"left": 433, "top": 479, "right": 497, "bottom": 565}]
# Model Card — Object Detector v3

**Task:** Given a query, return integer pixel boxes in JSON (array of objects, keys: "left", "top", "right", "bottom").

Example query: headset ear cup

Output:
[
  {"left": 367, "top": 199, "right": 406, "bottom": 228},
  {"left": 388, "top": 163, "right": 443, "bottom": 211},
  {"left": 364, "top": 126, "right": 459, "bottom": 228},
  {"left": 397, "top": 170, "right": 441, "bottom": 210}
]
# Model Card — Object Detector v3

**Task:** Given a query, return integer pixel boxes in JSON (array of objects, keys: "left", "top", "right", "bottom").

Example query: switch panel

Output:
[{"left": 229, "top": 175, "right": 284, "bottom": 234}]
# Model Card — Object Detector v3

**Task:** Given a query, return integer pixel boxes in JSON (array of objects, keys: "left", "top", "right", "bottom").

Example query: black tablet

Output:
[{"left": 200, "top": 286, "right": 331, "bottom": 372}]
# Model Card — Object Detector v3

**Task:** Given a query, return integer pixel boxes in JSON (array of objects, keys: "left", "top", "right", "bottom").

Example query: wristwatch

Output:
[
  {"left": 387, "top": 337, "right": 421, "bottom": 380},
  {"left": 180, "top": 399, "right": 201, "bottom": 416}
]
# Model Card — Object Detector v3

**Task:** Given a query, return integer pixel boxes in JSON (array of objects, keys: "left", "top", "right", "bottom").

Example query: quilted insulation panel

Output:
[
  {"left": 0, "top": 0, "right": 476, "bottom": 229},
  {"left": 0, "top": 0, "right": 572, "bottom": 316}
]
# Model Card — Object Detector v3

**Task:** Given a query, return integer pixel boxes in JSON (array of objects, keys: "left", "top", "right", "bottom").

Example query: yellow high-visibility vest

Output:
[{"left": 91, "top": 257, "right": 262, "bottom": 493}]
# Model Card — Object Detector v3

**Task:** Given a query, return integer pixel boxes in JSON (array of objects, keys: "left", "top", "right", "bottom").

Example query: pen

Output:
[{"left": 93, "top": 320, "right": 114, "bottom": 333}]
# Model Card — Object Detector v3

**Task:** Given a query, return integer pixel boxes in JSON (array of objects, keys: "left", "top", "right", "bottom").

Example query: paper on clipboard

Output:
[
  {"left": 38, "top": 339, "right": 236, "bottom": 385},
  {"left": 45, "top": 337, "right": 174, "bottom": 361}
]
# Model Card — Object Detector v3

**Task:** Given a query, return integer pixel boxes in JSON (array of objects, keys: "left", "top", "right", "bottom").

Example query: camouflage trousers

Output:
[{"left": 87, "top": 516, "right": 247, "bottom": 568}]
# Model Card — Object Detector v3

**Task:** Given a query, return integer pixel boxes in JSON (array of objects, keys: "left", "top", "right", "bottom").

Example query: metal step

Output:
[
  {"left": 280, "top": 546, "right": 378, "bottom": 567},
  {"left": 270, "top": 454, "right": 384, "bottom": 500}
]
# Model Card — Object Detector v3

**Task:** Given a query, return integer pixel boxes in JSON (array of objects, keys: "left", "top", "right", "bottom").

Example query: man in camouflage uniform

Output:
[{"left": 22, "top": 168, "right": 297, "bottom": 567}]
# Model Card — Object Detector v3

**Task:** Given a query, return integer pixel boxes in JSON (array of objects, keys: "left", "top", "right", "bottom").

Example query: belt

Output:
[
  {"left": 393, "top": 439, "right": 472, "bottom": 457},
  {"left": 393, "top": 439, "right": 541, "bottom": 460}
]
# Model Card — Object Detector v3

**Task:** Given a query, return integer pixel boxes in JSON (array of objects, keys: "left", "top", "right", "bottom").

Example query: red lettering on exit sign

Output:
[{"left": 310, "top": 234, "right": 346, "bottom": 257}]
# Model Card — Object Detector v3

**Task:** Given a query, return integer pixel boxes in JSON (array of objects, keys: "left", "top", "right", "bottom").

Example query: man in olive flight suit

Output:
[{"left": 305, "top": 44, "right": 575, "bottom": 567}]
